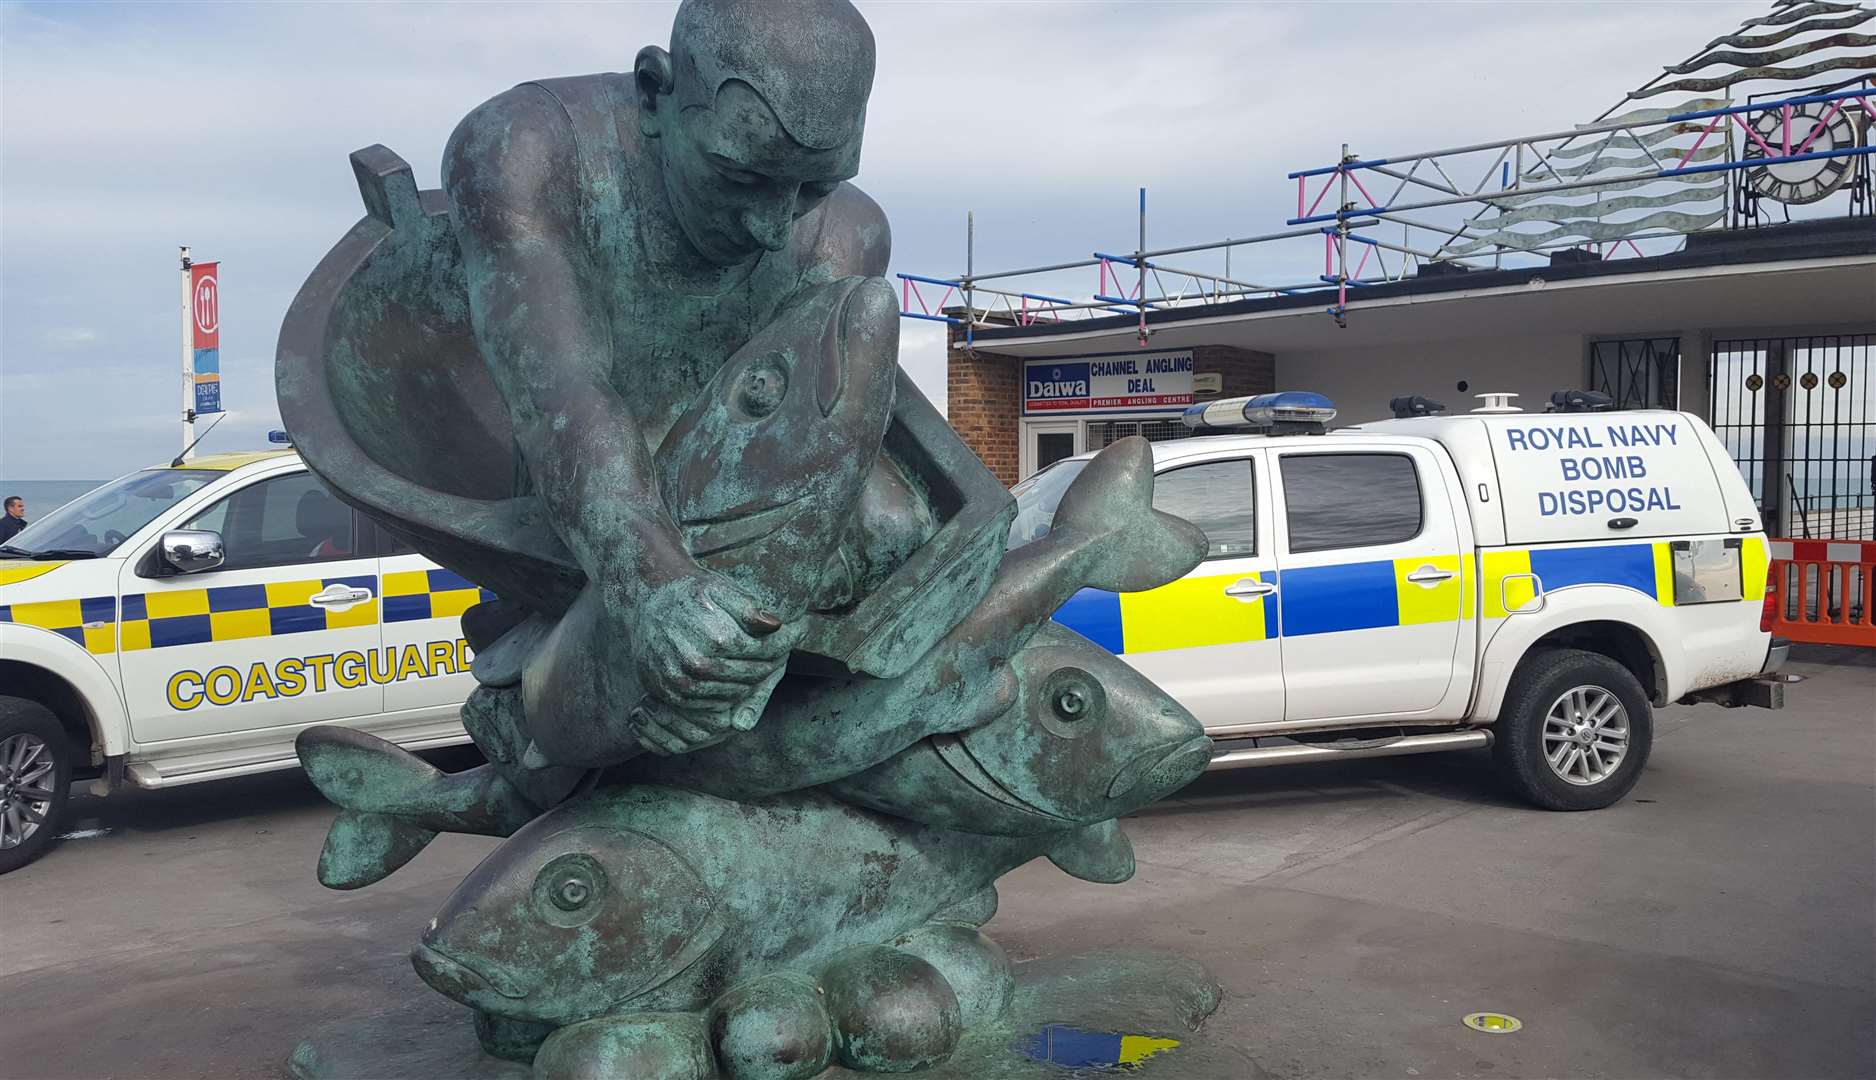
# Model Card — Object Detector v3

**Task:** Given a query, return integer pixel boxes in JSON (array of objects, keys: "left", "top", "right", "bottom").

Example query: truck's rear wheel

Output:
[
  {"left": 0, "top": 696, "right": 73, "bottom": 874},
  {"left": 1493, "top": 648, "right": 1652, "bottom": 811}
]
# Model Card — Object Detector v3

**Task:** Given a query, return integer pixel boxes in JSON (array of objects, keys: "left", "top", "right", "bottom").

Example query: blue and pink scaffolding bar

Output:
[{"left": 899, "top": 83, "right": 1874, "bottom": 343}]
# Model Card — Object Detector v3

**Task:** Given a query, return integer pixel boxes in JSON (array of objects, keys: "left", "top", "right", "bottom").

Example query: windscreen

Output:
[
  {"left": 1006, "top": 459, "right": 1089, "bottom": 550},
  {"left": 1, "top": 470, "right": 219, "bottom": 559}
]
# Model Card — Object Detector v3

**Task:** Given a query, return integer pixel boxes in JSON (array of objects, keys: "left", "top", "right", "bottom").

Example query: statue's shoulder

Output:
[
  {"left": 801, "top": 181, "right": 891, "bottom": 278},
  {"left": 444, "top": 74, "right": 635, "bottom": 207}
]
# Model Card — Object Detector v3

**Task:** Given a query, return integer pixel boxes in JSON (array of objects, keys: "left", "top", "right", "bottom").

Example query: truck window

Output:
[
  {"left": 183, "top": 472, "right": 358, "bottom": 571},
  {"left": 1282, "top": 453, "right": 1422, "bottom": 554},
  {"left": 1155, "top": 459, "right": 1256, "bottom": 558},
  {"left": 1, "top": 470, "right": 217, "bottom": 558},
  {"left": 1007, "top": 459, "right": 1090, "bottom": 550}
]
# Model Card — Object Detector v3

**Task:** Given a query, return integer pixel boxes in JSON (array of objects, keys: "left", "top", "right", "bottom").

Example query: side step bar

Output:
[{"left": 1208, "top": 729, "right": 1492, "bottom": 771}]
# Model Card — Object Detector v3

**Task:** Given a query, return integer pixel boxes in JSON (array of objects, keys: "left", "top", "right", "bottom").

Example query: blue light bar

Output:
[
  {"left": 268, "top": 430, "right": 292, "bottom": 445},
  {"left": 1183, "top": 391, "right": 1337, "bottom": 432}
]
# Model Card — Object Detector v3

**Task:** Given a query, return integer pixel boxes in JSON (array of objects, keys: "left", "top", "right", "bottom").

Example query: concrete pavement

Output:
[{"left": 2, "top": 647, "right": 1870, "bottom": 1079}]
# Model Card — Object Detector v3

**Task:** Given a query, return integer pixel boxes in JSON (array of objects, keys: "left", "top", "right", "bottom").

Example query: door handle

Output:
[
  {"left": 309, "top": 584, "right": 373, "bottom": 608},
  {"left": 1223, "top": 578, "right": 1276, "bottom": 602},
  {"left": 1607, "top": 517, "right": 1639, "bottom": 530},
  {"left": 1404, "top": 565, "right": 1456, "bottom": 586}
]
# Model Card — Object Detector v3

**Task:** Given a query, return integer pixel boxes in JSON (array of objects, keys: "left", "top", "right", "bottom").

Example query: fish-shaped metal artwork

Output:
[
  {"left": 624, "top": 436, "right": 1209, "bottom": 800},
  {"left": 412, "top": 784, "right": 1137, "bottom": 1073},
  {"left": 520, "top": 275, "right": 902, "bottom": 769}
]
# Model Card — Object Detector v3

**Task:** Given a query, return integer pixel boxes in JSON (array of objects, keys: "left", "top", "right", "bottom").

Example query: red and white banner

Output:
[{"left": 190, "top": 261, "right": 222, "bottom": 415}]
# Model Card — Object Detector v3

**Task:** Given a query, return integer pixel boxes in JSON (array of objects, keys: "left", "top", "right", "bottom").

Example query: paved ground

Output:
[{"left": 3, "top": 647, "right": 1871, "bottom": 1080}]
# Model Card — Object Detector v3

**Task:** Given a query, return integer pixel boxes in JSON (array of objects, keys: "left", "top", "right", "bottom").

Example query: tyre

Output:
[
  {"left": 0, "top": 696, "right": 74, "bottom": 874},
  {"left": 1492, "top": 648, "right": 1652, "bottom": 811}
]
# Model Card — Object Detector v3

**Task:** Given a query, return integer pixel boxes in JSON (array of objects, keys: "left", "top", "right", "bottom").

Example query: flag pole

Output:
[{"left": 180, "top": 245, "right": 195, "bottom": 456}]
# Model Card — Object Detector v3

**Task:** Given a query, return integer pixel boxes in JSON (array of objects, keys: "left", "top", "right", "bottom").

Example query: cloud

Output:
[
  {"left": 39, "top": 328, "right": 100, "bottom": 348},
  {"left": 1, "top": 0, "right": 1767, "bottom": 478}
]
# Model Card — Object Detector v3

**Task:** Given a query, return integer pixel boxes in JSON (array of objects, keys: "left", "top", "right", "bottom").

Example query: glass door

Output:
[{"left": 1021, "top": 420, "right": 1082, "bottom": 480}]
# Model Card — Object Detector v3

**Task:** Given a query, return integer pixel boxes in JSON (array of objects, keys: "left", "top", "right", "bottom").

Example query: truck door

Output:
[
  {"left": 376, "top": 521, "right": 485, "bottom": 718},
  {"left": 117, "top": 470, "right": 382, "bottom": 744},
  {"left": 1272, "top": 444, "right": 1465, "bottom": 722},
  {"left": 1083, "top": 451, "right": 1285, "bottom": 730}
]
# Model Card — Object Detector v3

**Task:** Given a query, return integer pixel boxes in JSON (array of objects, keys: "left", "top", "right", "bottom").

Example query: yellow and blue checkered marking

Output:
[
  {"left": 383, "top": 568, "right": 496, "bottom": 623},
  {"left": 120, "top": 574, "right": 381, "bottom": 651},
  {"left": 1054, "top": 540, "right": 1691, "bottom": 653},
  {"left": 0, "top": 594, "right": 116, "bottom": 654}
]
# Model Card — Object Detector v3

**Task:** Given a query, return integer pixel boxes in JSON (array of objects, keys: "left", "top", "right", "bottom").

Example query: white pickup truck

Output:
[
  {"left": 1015, "top": 392, "right": 1789, "bottom": 812},
  {"left": 0, "top": 394, "right": 1789, "bottom": 873},
  {"left": 0, "top": 450, "right": 477, "bottom": 872}
]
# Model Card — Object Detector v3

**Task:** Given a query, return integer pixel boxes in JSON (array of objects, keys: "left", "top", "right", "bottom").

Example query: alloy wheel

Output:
[
  {"left": 0, "top": 732, "right": 56, "bottom": 850},
  {"left": 1541, "top": 685, "right": 1629, "bottom": 787}
]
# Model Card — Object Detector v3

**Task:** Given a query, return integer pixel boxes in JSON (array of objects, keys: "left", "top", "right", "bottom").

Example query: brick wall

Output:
[
  {"left": 946, "top": 344, "right": 1022, "bottom": 485},
  {"left": 1197, "top": 344, "right": 1276, "bottom": 398},
  {"left": 944, "top": 339, "right": 1277, "bottom": 487}
]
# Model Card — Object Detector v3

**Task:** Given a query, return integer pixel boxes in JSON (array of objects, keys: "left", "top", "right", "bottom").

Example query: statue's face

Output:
[{"left": 656, "top": 79, "right": 861, "bottom": 267}]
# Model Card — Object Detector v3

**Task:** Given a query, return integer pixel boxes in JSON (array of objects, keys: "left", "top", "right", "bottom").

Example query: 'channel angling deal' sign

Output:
[{"left": 1023, "top": 351, "right": 1195, "bottom": 416}]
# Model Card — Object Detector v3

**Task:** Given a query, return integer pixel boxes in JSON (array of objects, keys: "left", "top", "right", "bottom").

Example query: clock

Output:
[{"left": 1743, "top": 100, "right": 1863, "bottom": 205}]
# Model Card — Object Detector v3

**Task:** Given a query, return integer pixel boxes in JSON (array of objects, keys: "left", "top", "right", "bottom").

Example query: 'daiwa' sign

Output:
[{"left": 1022, "top": 351, "right": 1195, "bottom": 416}]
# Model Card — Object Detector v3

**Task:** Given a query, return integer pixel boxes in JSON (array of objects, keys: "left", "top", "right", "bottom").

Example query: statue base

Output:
[{"left": 288, "top": 949, "right": 1257, "bottom": 1079}]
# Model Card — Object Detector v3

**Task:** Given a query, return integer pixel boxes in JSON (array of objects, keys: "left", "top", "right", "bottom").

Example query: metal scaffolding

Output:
[
  {"left": 899, "top": 0, "right": 1875, "bottom": 344},
  {"left": 897, "top": 80, "right": 1873, "bottom": 345}
]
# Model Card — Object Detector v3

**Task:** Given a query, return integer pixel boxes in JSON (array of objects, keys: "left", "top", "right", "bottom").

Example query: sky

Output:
[{"left": 0, "top": 0, "right": 1764, "bottom": 480}]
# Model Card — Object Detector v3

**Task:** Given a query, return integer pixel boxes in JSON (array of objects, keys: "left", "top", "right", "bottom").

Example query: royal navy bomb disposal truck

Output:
[
  {"left": 0, "top": 448, "right": 482, "bottom": 873},
  {"left": 0, "top": 393, "right": 1790, "bottom": 873},
  {"left": 1010, "top": 390, "right": 1789, "bottom": 810}
]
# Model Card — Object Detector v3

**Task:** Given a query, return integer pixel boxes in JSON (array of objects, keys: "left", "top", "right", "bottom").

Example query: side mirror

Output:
[{"left": 161, "top": 530, "right": 225, "bottom": 575}]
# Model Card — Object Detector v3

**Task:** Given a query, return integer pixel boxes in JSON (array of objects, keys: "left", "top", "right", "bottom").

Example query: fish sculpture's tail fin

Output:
[
  {"left": 1047, "top": 819, "right": 1135, "bottom": 884},
  {"left": 1049, "top": 437, "right": 1207, "bottom": 593},
  {"left": 296, "top": 726, "right": 536, "bottom": 889},
  {"left": 317, "top": 810, "right": 438, "bottom": 891}
]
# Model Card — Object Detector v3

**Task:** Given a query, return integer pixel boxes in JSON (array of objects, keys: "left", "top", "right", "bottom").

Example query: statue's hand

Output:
[{"left": 624, "top": 571, "right": 799, "bottom": 754}]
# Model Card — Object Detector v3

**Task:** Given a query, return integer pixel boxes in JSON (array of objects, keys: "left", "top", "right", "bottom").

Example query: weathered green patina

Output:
[{"left": 275, "top": 0, "right": 1217, "bottom": 1075}]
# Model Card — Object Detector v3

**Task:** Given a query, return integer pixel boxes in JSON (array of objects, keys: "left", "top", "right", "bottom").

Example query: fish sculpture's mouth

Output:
[
  {"left": 1108, "top": 736, "right": 1213, "bottom": 802},
  {"left": 411, "top": 941, "right": 528, "bottom": 1002}
]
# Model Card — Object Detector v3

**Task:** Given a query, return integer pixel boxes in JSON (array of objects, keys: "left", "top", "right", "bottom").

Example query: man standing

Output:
[{"left": 0, "top": 497, "right": 26, "bottom": 542}]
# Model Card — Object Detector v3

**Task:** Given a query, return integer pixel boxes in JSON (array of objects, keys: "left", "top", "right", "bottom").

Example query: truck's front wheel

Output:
[
  {"left": 0, "top": 696, "right": 73, "bottom": 874},
  {"left": 1493, "top": 648, "right": 1652, "bottom": 811}
]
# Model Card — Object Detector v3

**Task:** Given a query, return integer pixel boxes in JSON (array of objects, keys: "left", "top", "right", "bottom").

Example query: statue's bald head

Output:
[{"left": 666, "top": 0, "right": 875, "bottom": 150}]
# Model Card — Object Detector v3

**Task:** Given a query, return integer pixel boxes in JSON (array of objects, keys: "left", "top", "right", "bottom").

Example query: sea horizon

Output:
[{"left": 0, "top": 478, "right": 109, "bottom": 517}]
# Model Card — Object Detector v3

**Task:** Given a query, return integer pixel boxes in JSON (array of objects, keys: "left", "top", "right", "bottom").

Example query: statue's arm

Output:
[{"left": 443, "top": 87, "right": 690, "bottom": 595}]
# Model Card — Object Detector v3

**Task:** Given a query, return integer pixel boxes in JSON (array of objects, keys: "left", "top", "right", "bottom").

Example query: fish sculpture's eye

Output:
[
  {"left": 1042, "top": 667, "right": 1105, "bottom": 736},
  {"left": 553, "top": 877, "right": 591, "bottom": 910},
  {"left": 534, "top": 853, "right": 609, "bottom": 925},
  {"left": 734, "top": 353, "right": 789, "bottom": 419}
]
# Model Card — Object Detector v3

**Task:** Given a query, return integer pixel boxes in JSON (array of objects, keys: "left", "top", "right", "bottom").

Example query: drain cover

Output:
[{"left": 1463, "top": 1012, "right": 1522, "bottom": 1034}]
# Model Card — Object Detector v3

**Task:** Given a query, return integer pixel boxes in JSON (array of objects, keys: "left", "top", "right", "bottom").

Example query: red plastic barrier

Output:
[{"left": 1767, "top": 539, "right": 1876, "bottom": 648}]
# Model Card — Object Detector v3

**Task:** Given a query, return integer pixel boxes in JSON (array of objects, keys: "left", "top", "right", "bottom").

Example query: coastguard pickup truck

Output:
[
  {"left": 0, "top": 393, "right": 1788, "bottom": 872},
  {"left": 1011, "top": 391, "right": 1788, "bottom": 812},
  {"left": 0, "top": 450, "right": 479, "bottom": 872}
]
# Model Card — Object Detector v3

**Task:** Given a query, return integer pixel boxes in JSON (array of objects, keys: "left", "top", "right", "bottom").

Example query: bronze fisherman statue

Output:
[{"left": 277, "top": 1, "right": 1219, "bottom": 1075}]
